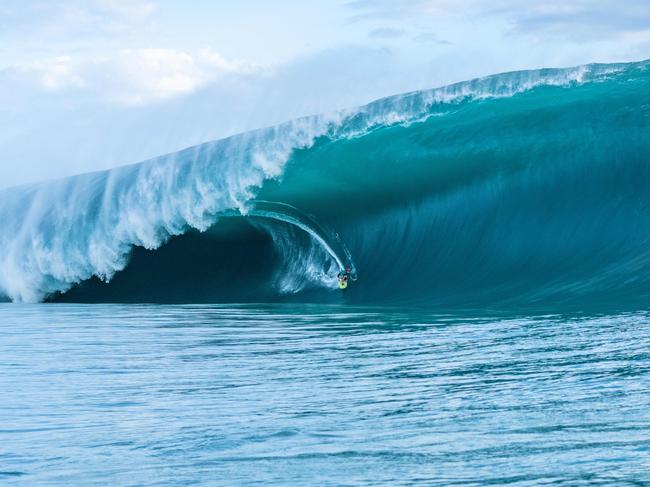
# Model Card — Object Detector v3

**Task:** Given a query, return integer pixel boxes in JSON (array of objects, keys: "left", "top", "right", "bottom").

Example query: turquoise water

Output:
[
  {"left": 3, "top": 61, "right": 650, "bottom": 484},
  {"left": 2, "top": 304, "right": 650, "bottom": 485},
  {"left": 2, "top": 60, "right": 650, "bottom": 306}
]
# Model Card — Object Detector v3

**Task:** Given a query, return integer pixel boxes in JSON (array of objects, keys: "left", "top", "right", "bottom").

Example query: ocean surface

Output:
[{"left": 2, "top": 304, "right": 650, "bottom": 485}]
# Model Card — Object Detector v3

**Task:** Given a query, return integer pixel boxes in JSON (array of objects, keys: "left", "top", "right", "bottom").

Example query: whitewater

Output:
[{"left": 1, "top": 59, "right": 649, "bottom": 307}]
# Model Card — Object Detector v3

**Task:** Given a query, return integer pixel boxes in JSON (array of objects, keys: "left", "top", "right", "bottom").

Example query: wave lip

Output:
[
  {"left": 0, "top": 118, "right": 331, "bottom": 302},
  {"left": 1, "top": 59, "right": 648, "bottom": 304}
]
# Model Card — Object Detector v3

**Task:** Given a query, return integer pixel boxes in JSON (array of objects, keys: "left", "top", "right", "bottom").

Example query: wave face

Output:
[{"left": 1, "top": 60, "right": 650, "bottom": 308}]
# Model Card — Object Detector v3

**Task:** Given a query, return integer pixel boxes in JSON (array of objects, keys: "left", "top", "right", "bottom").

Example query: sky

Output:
[{"left": 1, "top": 0, "right": 650, "bottom": 187}]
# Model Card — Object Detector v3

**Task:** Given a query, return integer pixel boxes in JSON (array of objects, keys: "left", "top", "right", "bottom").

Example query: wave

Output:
[{"left": 1, "top": 59, "right": 649, "bottom": 307}]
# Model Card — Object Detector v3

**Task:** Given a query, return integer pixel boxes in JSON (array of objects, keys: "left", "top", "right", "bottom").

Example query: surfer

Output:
[{"left": 337, "top": 267, "right": 354, "bottom": 289}]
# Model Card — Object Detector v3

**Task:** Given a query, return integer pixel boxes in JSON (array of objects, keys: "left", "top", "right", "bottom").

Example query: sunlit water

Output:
[{"left": 1, "top": 304, "right": 650, "bottom": 485}]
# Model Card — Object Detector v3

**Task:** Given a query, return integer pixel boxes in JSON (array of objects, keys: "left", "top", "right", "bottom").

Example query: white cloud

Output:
[
  {"left": 15, "top": 56, "right": 86, "bottom": 91},
  {"left": 7, "top": 48, "right": 259, "bottom": 105},
  {"left": 105, "top": 49, "right": 206, "bottom": 104},
  {"left": 0, "top": 0, "right": 158, "bottom": 43},
  {"left": 197, "top": 49, "right": 258, "bottom": 74}
]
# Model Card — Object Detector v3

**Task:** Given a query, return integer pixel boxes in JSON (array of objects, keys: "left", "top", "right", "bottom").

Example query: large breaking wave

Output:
[{"left": 1, "top": 60, "right": 650, "bottom": 308}]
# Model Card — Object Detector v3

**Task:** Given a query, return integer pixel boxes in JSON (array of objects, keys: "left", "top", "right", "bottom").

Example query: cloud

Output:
[
  {"left": 103, "top": 49, "right": 207, "bottom": 103},
  {"left": 498, "top": 1, "right": 650, "bottom": 40},
  {"left": 368, "top": 28, "right": 406, "bottom": 39},
  {"left": 5, "top": 48, "right": 259, "bottom": 105},
  {"left": 346, "top": 0, "right": 430, "bottom": 21},
  {"left": 14, "top": 56, "right": 86, "bottom": 91},
  {"left": 346, "top": 0, "right": 650, "bottom": 41},
  {"left": 55, "top": 0, "right": 157, "bottom": 31},
  {"left": 413, "top": 32, "right": 452, "bottom": 45},
  {"left": 0, "top": 0, "right": 158, "bottom": 41}
]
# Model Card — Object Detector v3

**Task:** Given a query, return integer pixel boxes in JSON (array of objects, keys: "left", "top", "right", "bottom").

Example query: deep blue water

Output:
[{"left": 2, "top": 304, "right": 650, "bottom": 485}]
